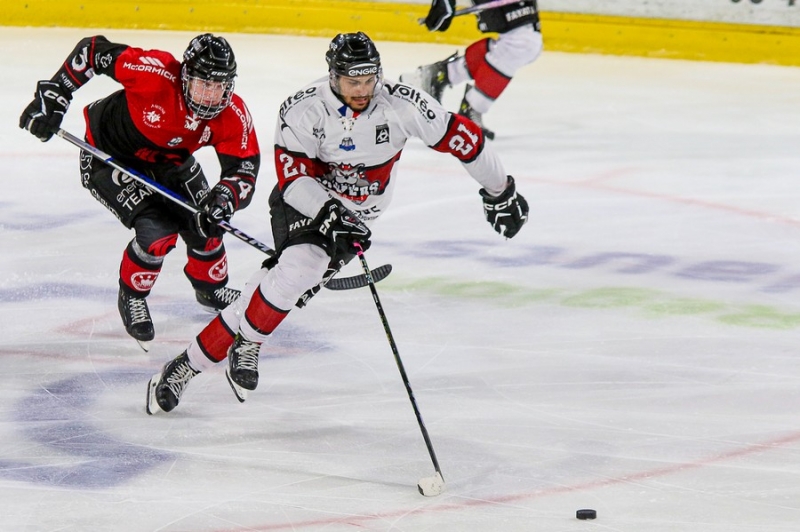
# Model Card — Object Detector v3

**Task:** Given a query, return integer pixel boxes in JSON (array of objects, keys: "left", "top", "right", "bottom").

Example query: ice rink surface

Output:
[{"left": 2, "top": 26, "right": 800, "bottom": 532}]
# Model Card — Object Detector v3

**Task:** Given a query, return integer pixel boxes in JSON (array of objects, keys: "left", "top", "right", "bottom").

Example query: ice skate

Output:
[
  {"left": 225, "top": 334, "right": 261, "bottom": 403},
  {"left": 118, "top": 288, "right": 155, "bottom": 351},
  {"left": 146, "top": 351, "right": 200, "bottom": 414},
  {"left": 399, "top": 52, "right": 458, "bottom": 103},
  {"left": 195, "top": 286, "right": 241, "bottom": 312},
  {"left": 459, "top": 85, "right": 495, "bottom": 140}
]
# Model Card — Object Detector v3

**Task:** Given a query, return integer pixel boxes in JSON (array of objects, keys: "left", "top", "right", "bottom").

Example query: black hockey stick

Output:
[
  {"left": 353, "top": 243, "right": 444, "bottom": 496},
  {"left": 417, "top": 0, "right": 523, "bottom": 24},
  {"left": 56, "top": 129, "right": 391, "bottom": 290}
]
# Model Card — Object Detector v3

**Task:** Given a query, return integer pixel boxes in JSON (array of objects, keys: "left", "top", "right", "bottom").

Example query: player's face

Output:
[
  {"left": 337, "top": 74, "right": 377, "bottom": 111},
  {"left": 186, "top": 78, "right": 228, "bottom": 109}
]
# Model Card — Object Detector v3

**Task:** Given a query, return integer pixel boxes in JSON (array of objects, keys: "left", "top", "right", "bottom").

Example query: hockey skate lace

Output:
[
  {"left": 213, "top": 287, "right": 241, "bottom": 306},
  {"left": 128, "top": 297, "right": 151, "bottom": 325},
  {"left": 233, "top": 341, "right": 260, "bottom": 371},
  {"left": 165, "top": 361, "right": 197, "bottom": 399}
]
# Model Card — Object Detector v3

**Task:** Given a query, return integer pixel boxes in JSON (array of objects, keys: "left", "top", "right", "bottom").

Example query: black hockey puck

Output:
[{"left": 576, "top": 509, "right": 597, "bottom": 520}]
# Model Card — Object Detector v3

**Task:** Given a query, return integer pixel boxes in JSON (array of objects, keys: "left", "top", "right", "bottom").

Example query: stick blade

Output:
[
  {"left": 325, "top": 264, "right": 392, "bottom": 290},
  {"left": 417, "top": 472, "right": 445, "bottom": 497}
]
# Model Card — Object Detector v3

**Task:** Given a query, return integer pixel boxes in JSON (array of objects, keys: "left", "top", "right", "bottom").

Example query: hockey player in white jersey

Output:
[{"left": 146, "top": 31, "right": 528, "bottom": 414}]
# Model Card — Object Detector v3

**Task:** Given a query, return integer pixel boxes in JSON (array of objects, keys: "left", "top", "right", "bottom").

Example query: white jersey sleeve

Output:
[{"left": 383, "top": 80, "right": 508, "bottom": 196}]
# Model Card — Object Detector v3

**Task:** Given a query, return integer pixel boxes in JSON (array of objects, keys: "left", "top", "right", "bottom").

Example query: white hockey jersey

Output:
[{"left": 273, "top": 77, "right": 508, "bottom": 223}]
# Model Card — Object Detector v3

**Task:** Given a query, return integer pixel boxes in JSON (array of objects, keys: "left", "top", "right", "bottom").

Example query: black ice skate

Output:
[
  {"left": 118, "top": 288, "right": 155, "bottom": 351},
  {"left": 459, "top": 85, "right": 495, "bottom": 140},
  {"left": 225, "top": 334, "right": 261, "bottom": 403},
  {"left": 195, "top": 286, "right": 241, "bottom": 312},
  {"left": 146, "top": 351, "right": 200, "bottom": 415},
  {"left": 399, "top": 52, "right": 458, "bottom": 103}
]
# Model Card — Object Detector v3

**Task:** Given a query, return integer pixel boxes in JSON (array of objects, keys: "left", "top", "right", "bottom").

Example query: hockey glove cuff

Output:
[
  {"left": 19, "top": 80, "right": 72, "bottom": 142},
  {"left": 480, "top": 176, "right": 529, "bottom": 239}
]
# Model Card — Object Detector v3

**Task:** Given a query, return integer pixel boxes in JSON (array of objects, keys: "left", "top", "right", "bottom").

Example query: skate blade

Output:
[
  {"left": 137, "top": 339, "right": 151, "bottom": 352},
  {"left": 145, "top": 374, "right": 162, "bottom": 415},
  {"left": 225, "top": 368, "right": 249, "bottom": 403}
]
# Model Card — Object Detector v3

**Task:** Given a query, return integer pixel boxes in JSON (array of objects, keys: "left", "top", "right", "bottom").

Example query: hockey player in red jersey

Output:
[
  {"left": 19, "top": 34, "right": 261, "bottom": 350},
  {"left": 400, "top": 0, "right": 542, "bottom": 139},
  {"left": 145, "top": 32, "right": 528, "bottom": 414}
]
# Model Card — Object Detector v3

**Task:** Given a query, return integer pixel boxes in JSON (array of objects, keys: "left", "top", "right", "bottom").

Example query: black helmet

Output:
[
  {"left": 181, "top": 34, "right": 237, "bottom": 119},
  {"left": 326, "top": 32, "right": 381, "bottom": 78}
]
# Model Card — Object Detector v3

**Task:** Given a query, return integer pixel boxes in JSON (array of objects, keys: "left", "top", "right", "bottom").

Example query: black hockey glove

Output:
[
  {"left": 193, "top": 183, "right": 236, "bottom": 239},
  {"left": 480, "top": 176, "right": 529, "bottom": 239},
  {"left": 316, "top": 199, "right": 372, "bottom": 254},
  {"left": 19, "top": 81, "right": 72, "bottom": 142},
  {"left": 425, "top": 0, "right": 456, "bottom": 31}
]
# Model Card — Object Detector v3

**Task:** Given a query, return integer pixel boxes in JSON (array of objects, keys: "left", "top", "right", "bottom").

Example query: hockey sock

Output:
[{"left": 185, "top": 244, "right": 229, "bottom": 292}]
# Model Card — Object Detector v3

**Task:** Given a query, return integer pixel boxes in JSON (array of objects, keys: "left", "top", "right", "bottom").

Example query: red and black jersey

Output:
[{"left": 53, "top": 36, "right": 260, "bottom": 208}]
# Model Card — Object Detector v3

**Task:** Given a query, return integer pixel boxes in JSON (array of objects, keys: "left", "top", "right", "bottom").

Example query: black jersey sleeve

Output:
[{"left": 51, "top": 36, "right": 128, "bottom": 93}]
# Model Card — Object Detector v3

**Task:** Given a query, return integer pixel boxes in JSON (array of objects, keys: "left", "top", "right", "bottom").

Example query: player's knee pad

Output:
[
  {"left": 465, "top": 39, "right": 511, "bottom": 101},
  {"left": 260, "top": 244, "right": 330, "bottom": 310},
  {"left": 133, "top": 213, "right": 179, "bottom": 257},
  {"left": 490, "top": 25, "right": 543, "bottom": 71}
]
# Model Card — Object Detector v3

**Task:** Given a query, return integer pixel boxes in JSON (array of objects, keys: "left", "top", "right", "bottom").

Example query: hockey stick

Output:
[
  {"left": 353, "top": 243, "right": 445, "bottom": 497},
  {"left": 417, "top": 0, "right": 523, "bottom": 24},
  {"left": 57, "top": 128, "right": 274, "bottom": 255},
  {"left": 55, "top": 128, "right": 391, "bottom": 290}
]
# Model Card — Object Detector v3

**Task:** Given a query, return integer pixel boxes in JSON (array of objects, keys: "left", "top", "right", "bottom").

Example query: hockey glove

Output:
[
  {"left": 19, "top": 80, "right": 72, "bottom": 142},
  {"left": 480, "top": 176, "right": 529, "bottom": 239},
  {"left": 193, "top": 183, "right": 236, "bottom": 239},
  {"left": 316, "top": 199, "right": 372, "bottom": 254},
  {"left": 425, "top": 0, "right": 456, "bottom": 32}
]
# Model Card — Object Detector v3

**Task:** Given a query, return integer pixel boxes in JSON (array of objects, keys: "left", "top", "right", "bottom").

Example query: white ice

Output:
[{"left": 2, "top": 27, "right": 800, "bottom": 532}]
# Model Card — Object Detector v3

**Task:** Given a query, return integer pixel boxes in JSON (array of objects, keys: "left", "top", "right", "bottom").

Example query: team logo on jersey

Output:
[
  {"left": 339, "top": 137, "right": 355, "bottom": 151},
  {"left": 324, "top": 162, "right": 378, "bottom": 203},
  {"left": 98, "top": 53, "right": 113, "bottom": 69},
  {"left": 143, "top": 104, "right": 166, "bottom": 128},
  {"left": 185, "top": 114, "right": 201, "bottom": 131},
  {"left": 167, "top": 137, "right": 183, "bottom": 147},
  {"left": 313, "top": 127, "right": 326, "bottom": 141},
  {"left": 375, "top": 124, "right": 389, "bottom": 145}
]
